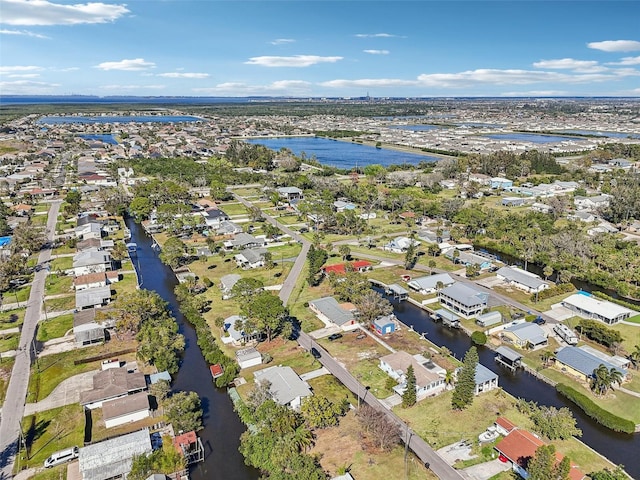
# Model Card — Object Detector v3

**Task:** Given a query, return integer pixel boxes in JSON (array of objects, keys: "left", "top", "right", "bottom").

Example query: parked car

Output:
[
  {"left": 328, "top": 333, "right": 343, "bottom": 341},
  {"left": 533, "top": 316, "right": 546, "bottom": 325},
  {"left": 311, "top": 347, "right": 321, "bottom": 359}
]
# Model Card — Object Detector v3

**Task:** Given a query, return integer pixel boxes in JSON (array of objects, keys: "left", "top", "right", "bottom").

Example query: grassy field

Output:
[
  {"left": 49, "top": 256, "right": 73, "bottom": 272},
  {"left": 17, "top": 404, "right": 85, "bottom": 475},
  {"left": 611, "top": 322, "right": 640, "bottom": 356},
  {"left": 0, "top": 357, "right": 15, "bottom": 404},
  {"left": 110, "top": 272, "right": 139, "bottom": 299},
  {"left": 43, "top": 294, "right": 75, "bottom": 313},
  {"left": 44, "top": 273, "right": 73, "bottom": 296},
  {"left": 0, "top": 307, "right": 26, "bottom": 328},
  {"left": 2, "top": 285, "right": 32, "bottom": 304},
  {"left": 0, "top": 333, "right": 19, "bottom": 352},
  {"left": 493, "top": 284, "right": 577, "bottom": 312},
  {"left": 37, "top": 314, "right": 73, "bottom": 342}
]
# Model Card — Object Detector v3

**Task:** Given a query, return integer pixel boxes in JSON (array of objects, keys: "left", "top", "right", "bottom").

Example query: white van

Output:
[{"left": 44, "top": 446, "right": 79, "bottom": 468}]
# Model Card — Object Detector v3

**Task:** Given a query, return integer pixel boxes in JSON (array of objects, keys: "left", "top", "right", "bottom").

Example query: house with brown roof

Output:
[
  {"left": 80, "top": 367, "right": 147, "bottom": 409},
  {"left": 102, "top": 391, "right": 150, "bottom": 428},
  {"left": 74, "top": 271, "right": 120, "bottom": 291},
  {"left": 495, "top": 429, "right": 586, "bottom": 480},
  {"left": 10, "top": 203, "right": 33, "bottom": 216}
]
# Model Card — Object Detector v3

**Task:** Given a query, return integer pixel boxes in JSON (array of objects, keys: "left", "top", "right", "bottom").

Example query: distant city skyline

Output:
[{"left": 1, "top": 0, "right": 639, "bottom": 98}]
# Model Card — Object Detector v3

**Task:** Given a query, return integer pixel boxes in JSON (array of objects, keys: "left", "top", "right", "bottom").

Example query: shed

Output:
[
  {"left": 476, "top": 311, "right": 502, "bottom": 327},
  {"left": 148, "top": 371, "right": 171, "bottom": 384},
  {"left": 372, "top": 315, "right": 396, "bottom": 335},
  {"left": 236, "top": 347, "right": 263, "bottom": 369}
]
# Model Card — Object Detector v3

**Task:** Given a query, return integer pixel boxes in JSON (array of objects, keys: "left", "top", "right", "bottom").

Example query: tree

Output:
[
  {"left": 356, "top": 405, "right": 400, "bottom": 451},
  {"left": 149, "top": 379, "right": 171, "bottom": 403},
  {"left": 231, "top": 277, "right": 264, "bottom": 300},
  {"left": 338, "top": 244, "right": 351, "bottom": 260},
  {"left": 354, "top": 290, "right": 393, "bottom": 325},
  {"left": 518, "top": 400, "right": 582, "bottom": 440},
  {"left": 591, "top": 364, "right": 624, "bottom": 396},
  {"left": 107, "top": 289, "right": 170, "bottom": 336},
  {"left": 301, "top": 395, "right": 345, "bottom": 428},
  {"left": 164, "top": 391, "right": 203, "bottom": 432},
  {"left": 401, "top": 364, "right": 417, "bottom": 408},
  {"left": 330, "top": 271, "right": 370, "bottom": 302},
  {"left": 451, "top": 346, "right": 478, "bottom": 410},
  {"left": 129, "top": 196, "right": 154, "bottom": 219},
  {"left": 404, "top": 237, "right": 418, "bottom": 270},
  {"left": 241, "top": 292, "right": 287, "bottom": 342},
  {"left": 590, "top": 466, "right": 629, "bottom": 480},
  {"left": 136, "top": 315, "right": 185, "bottom": 374},
  {"left": 527, "top": 444, "right": 571, "bottom": 480},
  {"left": 159, "top": 237, "right": 187, "bottom": 269},
  {"left": 543, "top": 265, "right": 554, "bottom": 281},
  {"left": 470, "top": 331, "right": 487, "bottom": 345},
  {"left": 628, "top": 344, "right": 640, "bottom": 370}
]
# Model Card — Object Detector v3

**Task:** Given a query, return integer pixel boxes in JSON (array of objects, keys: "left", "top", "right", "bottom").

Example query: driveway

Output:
[
  {"left": 23, "top": 370, "right": 97, "bottom": 416},
  {"left": 462, "top": 458, "right": 511, "bottom": 480}
]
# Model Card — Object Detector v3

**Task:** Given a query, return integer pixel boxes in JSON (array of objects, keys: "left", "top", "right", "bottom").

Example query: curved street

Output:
[{"left": 0, "top": 200, "right": 61, "bottom": 480}]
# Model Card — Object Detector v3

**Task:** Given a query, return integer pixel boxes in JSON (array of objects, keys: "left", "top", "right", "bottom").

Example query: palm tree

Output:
[
  {"left": 628, "top": 344, "right": 640, "bottom": 370},
  {"left": 591, "top": 364, "right": 623, "bottom": 396},
  {"left": 444, "top": 369, "right": 455, "bottom": 389}
]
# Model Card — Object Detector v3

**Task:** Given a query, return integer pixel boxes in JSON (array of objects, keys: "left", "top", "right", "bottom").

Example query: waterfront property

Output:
[
  {"left": 80, "top": 367, "right": 147, "bottom": 409},
  {"left": 309, "top": 296, "right": 357, "bottom": 329},
  {"left": 407, "top": 273, "right": 455, "bottom": 294},
  {"left": 236, "top": 347, "right": 263, "bottom": 369},
  {"left": 437, "top": 282, "right": 489, "bottom": 318},
  {"left": 494, "top": 346, "right": 523, "bottom": 372},
  {"left": 554, "top": 346, "right": 627, "bottom": 383},
  {"left": 253, "top": 365, "right": 312, "bottom": 410},
  {"left": 561, "top": 293, "right": 636, "bottom": 324},
  {"left": 372, "top": 314, "right": 397, "bottom": 335},
  {"left": 379, "top": 350, "right": 446, "bottom": 399},
  {"left": 221, "top": 315, "right": 260, "bottom": 346},
  {"left": 496, "top": 266, "right": 550, "bottom": 294},
  {"left": 473, "top": 363, "right": 499, "bottom": 395},
  {"left": 101, "top": 391, "right": 150, "bottom": 429},
  {"left": 501, "top": 322, "right": 548, "bottom": 350}
]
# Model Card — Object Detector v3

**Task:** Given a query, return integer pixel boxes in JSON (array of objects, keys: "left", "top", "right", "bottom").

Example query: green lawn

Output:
[
  {"left": 111, "top": 272, "right": 139, "bottom": 299},
  {"left": 0, "top": 333, "right": 19, "bottom": 352},
  {"left": 217, "top": 201, "right": 252, "bottom": 216},
  {"left": 493, "top": 284, "right": 577, "bottom": 312},
  {"left": 626, "top": 314, "right": 640, "bottom": 324},
  {"left": 2, "top": 285, "right": 31, "bottom": 304},
  {"left": 49, "top": 256, "right": 73, "bottom": 272},
  {"left": 43, "top": 295, "right": 75, "bottom": 313},
  {"left": 0, "top": 308, "right": 26, "bottom": 328},
  {"left": 349, "top": 358, "right": 396, "bottom": 400},
  {"left": 44, "top": 274, "right": 73, "bottom": 296},
  {"left": 611, "top": 322, "right": 640, "bottom": 354},
  {"left": 34, "top": 203, "right": 50, "bottom": 214},
  {"left": 0, "top": 357, "right": 15, "bottom": 404},
  {"left": 17, "top": 405, "right": 85, "bottom": 475},
  {"left": 37, "top": 314, "right": 73, "bottom": 342}
]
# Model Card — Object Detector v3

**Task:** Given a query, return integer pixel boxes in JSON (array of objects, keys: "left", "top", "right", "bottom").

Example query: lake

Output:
[
  {"left": 245, "top": 136, "right": 440, "bottom": 168},
  {"left": 390, "top": 125, "right": 442, "bottom": 132},
  {"left": 553, "top": 130, "right": 640, "bottom": 139},
  {"left": 78, "top": 134, "right": 118, "bottom": 145},
  {"left": 485, "top": 133, "right": 588, "bottom": 143},
  {"left": 37, "top": 115, "right": 203, "bottom": 125}
]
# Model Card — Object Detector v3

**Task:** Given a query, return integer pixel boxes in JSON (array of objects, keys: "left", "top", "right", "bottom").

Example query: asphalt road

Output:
[{"left": 0, "top": 200, "right": 61, "bottom": 480}]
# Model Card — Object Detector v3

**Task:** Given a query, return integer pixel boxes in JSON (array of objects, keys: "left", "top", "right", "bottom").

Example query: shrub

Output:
[
  {"left": 202, "top": 277, "right": 213, "bottom": 288},
  {"left": 471, "top": 331, "right": 487, "bottom": 345},
  {"left": 531, "top": 283, "right": 574, "bottom": 302},
  {"left": 556, "top": 383, "right": 635, "bottom": 434}
]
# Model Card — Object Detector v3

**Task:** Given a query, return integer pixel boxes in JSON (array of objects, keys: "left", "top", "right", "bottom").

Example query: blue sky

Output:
[{"left": 1, "top": 0, "right": 639, "bottom": 98}]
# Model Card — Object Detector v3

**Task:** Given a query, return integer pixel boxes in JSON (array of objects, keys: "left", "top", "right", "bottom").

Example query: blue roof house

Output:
[
  {"left": 373, "top": 315, "right": 396, "bottom": 335},
  {"left": 554, "top": 346, "right": 627, "bottom": 383}
]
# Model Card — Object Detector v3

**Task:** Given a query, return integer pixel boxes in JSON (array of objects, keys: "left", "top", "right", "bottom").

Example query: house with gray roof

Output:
[
  {"left": 234, "top": 248, "right": 267, "bottom": 269},
  {"left": 76, "top": 285, "right": 112, "bottom": 310},
  {"left": 496, "top": 266, "right": 550, "bottom": 294},
  {"left": 79, "top": 428, "right": 152, "bottom": 480},
  {"left": 276, "top": 186, "right": 304, "bottom": 202},
  {"left": 438, "top": 283, "right": 489, "bottom": 318},
  {"left": 308, "top": 297, "right": 356, "bottom": 328},
  {"left": 216, "top": 220, "right": 243, "bottom": 235},
  {"left": 80, "top": 367, "right": 147, "bottom": 409},
  {"left": 407, "top": 273, "right": 455, "bottom": 294},
  {"left": 223, "top": 232, "right": 266, "bottom": 250},
  {"left": 202, "top": 208, "right": 229, "bottom": 228},
  {"left": 501, "top": 322, "right": 548, "bottom": 349},
  {"left": 444, "top": 249, "right": 494, "bottom": 270},
  {"left": 73, "top": 248, "right": 112, "bottom": 276},
  {"left": 554, "top": 346, "right": 627, "bottom": 383},
  {"left": 220, "top": 274, "right": 242, "bottom": 300},
  {"left": 102, "top": 391, "right": 150, "bottom": 429},
  {"left": 253, "top": 365, "right": 312, "bottom": 410},
  {"left": 221, "top": 315, "right": 259, "bottom": 346},
  {"left": 474, "top": 363, "right": 499, "bottom": 395}
]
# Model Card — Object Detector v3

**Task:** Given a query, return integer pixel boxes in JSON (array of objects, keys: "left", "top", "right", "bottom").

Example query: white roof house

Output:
[
  {"left": 438, "top": 283, "right": 489, "bottom": 318},
  {"left": 561, "top": 293, "right": 635, "bottom": 325},
  {"left": 496, "top": 266, "right": 550, "bottom": 294},
  {"left": 407, "top": 273, "right": 455, "bottom": 294},
  {"left": 253, "top": 365, "right": 312, "bottom": 410},
  {"left": 79, "top": 428, "right": 152, "bottom": 480}
]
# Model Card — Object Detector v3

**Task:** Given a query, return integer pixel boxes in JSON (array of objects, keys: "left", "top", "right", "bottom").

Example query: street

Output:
[{"left": 0, "top": 200, "right": 61, "bottom": 480}]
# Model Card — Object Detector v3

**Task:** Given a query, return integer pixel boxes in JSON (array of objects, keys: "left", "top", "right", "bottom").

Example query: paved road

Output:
[{"left": 0, "top": 200, "right": 61, "bottom": 480}]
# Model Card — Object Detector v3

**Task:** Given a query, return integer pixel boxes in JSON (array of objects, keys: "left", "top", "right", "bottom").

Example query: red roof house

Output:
[{"left": 322, "top": 260, "right": 372, "bottom": 275}]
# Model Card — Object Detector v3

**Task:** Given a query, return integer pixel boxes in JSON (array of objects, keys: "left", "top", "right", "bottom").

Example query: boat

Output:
[
  {"left": 126, "top": 242, "right": 138, "bottom": 255},
  {"left": 478, "top": 425, "right": 500, "bottom": 443},
  {"left": 124, "top": 227, "right": 131, "bottom": 240}
]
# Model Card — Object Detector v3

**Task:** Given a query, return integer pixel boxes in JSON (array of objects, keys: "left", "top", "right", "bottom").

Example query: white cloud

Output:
[
  {"left": 355, "top": 33, "right": 397, "bottom": 38},
  {"left": 95, "top": 58, "right": 156, "bottom": 71},
  {"left": 416, "top": 69, "right": 611, "bottom": 88},
  {"left": 0, "top": 65, "right": 42, "bottom": 74},
  {"left": 533, "top": 58, "right": 606, "bottom": 73},
  {"left": 0, "top": 79, "right": 60, "bottom": 94},
  {"left": 245, "top": 55, "right": 342, "bottom": 67},
  {"left": 607, "top": 56, "right": 640, "bottom": 66},
  {"left": 100, "top": 84, "right": 165, "bottom": 90},
  {"left": 1, "top": 0, "right": 129, "bottom": 26},
  {"left": 363, "top": 49, "right": 389, "bottom": 55},
  {"left": 270, "top": 38, "right": 295, "bottom": 45},
  {"left": 157, "top": 72, "right": 209, "bottom": 79},
  {"left": 588, "top": 40, "right": 640, "bottom": 52},
  {"left": 7, "top": 73, "right": 40, "bottom": 78},
  {"left": 193, "top": 80, "right": 312, "bottom": 95},
  {"left": 320, "top": 78, "right": 418, "bottom": 88},
  {"left": 0, "top": 28, "right": 48, "bottom": 38}
]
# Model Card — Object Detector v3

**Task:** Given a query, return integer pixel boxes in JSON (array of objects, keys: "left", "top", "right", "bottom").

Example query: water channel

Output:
[
  {"left": 126, "top": 218, "right": 259, "bottom": 480},
  {"left": 379, "top": 290, "right": 640, "bottom": 479}
]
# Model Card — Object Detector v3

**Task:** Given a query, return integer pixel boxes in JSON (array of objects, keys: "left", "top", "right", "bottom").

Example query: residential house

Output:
[
  {"left": 554, "top": 346, "right": 627, "bottom": 383},
  {"left": 73, "top": 308, "right": 109, "bottom": 346},
  {"left": 75, "top": 222, "right": 103, "bottom": 240},
  {"left": 438, "top": 283, "right": 489, "bottom": 318},
  {"left": 568, "top": 211, "right": 597, "bottom": 223},
  {"left": 379, "top": 351, "right": 446, "bottom": 399},
  {"left": 276, "top": 186, "right": 304, "bottom": 203},
  {"left": 333, "top": 200, "right": 356, "bottom": 212},
  {"left": 78, "top": 428, "right": 152, "bottom": 480},
  {"left": 253, "top": 365, "right": 312, "bottom": 410},
  {"left": 383, "top": 236, "right": 420, "bottom": 253},
  {"left": 501, "top": 322, "right": 548, "bottom": 349},
  {"left": 530, "top": 202, "right": 552, "bottom": 214},
  {"left": 216, "top": 220, "right": 243, "bottom": 235},
  {"left": 202, "top": 209, "right": 229, "bottom": 229},
  {"left": 473, "top": 363, "right": 499, "bottom": 395},
  {"left": 407, "top": 273, "right": 455, "bottom": 294},
  {"left": 221, "top": 315, "right": 260, "bottom": 346},
  {"left": 10, "top": 203, "right": 33, "bottom": 216},
  {"left": 490, "top": 177, "right": 513, "bottom": 189},
  {"left": 561, "top": 293, "right": 635, "bottom": 325},
  {"left": 102, "top": 391, "right": 150, "bottom": 429},
  {"left": 416, "top": 229, "right": 451, "bottom": 244},
  {"left": 502, "top": 197, "right": 526, "bottom": 207},
  {"left": 574, "top": 195, "right": 611, "bottom": 211},
  {"left": 220, "top": 274, "right": 242, "bottom": 300},
  {"left": 496, "top": 266, "right": 550, "bottom": 294},
  {"left": 321, "top": 260, "right": 372, "bottom": 275},
  {"left": 587, "top": 222, "right": 618, "bottom": 236},
  {"left": 372, "top": 314, "right": 396, "bottom": 335},
  {"left": 223, "top": 233, "right": 266, "bottom": 250},
  {"left": 444, "top": 249, "right": 493, "bottom": 270},
  {"left": 74, "top": 271, "right": 120, "bottom": 291},
  {"left": 73, "top": 248, "right": 112, "bottom": 276},
  {"left": 236, "top": 347, "right": 263, "bottom": 369},
  {"left": 494, "top": 417, "right": 517, "bottom": 437},
  {"left": 80, "top": 367, "right": 147, "bottom": 409},
  {"left": 76, "top": 285, "right": 112, "bottom": 310},
  {"left": 234, "top": 248, "right": 267, "bottom": 269},
  {"left": 495, "top": 429, "right": 586, "bottom": 480},
  {"left": 309, "top": 297, "right": 357, "bottom": 329}
]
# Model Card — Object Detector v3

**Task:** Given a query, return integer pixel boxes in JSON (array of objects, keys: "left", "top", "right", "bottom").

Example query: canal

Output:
[
  {"left": 126, "top": 218, "right": 259, "bottom": 480},
  {"left": 382, "top": 292, "right": 640, "bottom": 479}
]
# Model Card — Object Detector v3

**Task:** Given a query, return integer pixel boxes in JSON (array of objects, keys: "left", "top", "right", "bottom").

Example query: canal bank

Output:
[
  {"left": 378, "top": 288, "right": 640, "bottom": 479},
  {"left": 126, "top": 218, "right": 258, "bottom": 480}
]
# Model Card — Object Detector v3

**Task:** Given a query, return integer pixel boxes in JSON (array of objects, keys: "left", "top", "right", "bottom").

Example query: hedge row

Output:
[
  {"left": 531, "top": 282, "right": 574, "bottom": 302},
  {"left": 591, "top": 291, "right": 640, "bottom": 312},
  {"left": 556, "top": 383, "right": 636, "bottom": 434}
]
